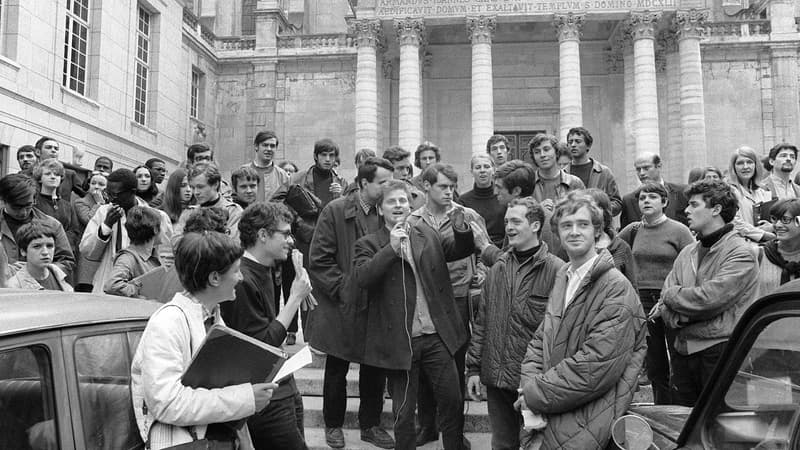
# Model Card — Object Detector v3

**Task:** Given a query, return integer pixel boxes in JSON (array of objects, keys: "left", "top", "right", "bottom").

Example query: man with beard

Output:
[
  {"left": 248, "top": 131, "right": 290, "bottom": 202},
  {"left": 16, "top": 145, "right": 37, "bottom": 176},
  {"left": 221, "top": 202, "right": 312, "bottom": 449},
  {"left": 762, "top": 143, "right": 800, "bottom": 199},
  {"left": 620, "top": 152, "right": 689, "bottom": 228}
]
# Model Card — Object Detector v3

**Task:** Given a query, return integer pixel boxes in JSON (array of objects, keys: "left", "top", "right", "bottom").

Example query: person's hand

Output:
[
  {"left": 449, "top": 207, "right": 466, "bottom": 230},
  {"left": 103, "top": 205, "right": 124, "bottom": 228},
  {"left": 329, "top": 182, "right": 343, "bottom": 197},
  {"left": 471, "top": 271, "right": 486, "bottom": 288},
  {"left": 291, "top": 249, "right": 303, "bottom": 272},
  {"left": 91, "top": 189, "right": 106, "bottom": 205},
  {"left": 290, "top": 273, "right": 313, "bottom": 306},
  {"left": 252, "top": 383, "right": 278, "bottom": 411},
  {"left": 390, "top": 222, "right": 409, "bottom": 257},
  {"left": 301, "top": 293, "right": 318, "bottom": 311},
  {"left": 513, "top": 392, "right": 528, "bottom": 411},
  {"left": 540, "top": 198, "right": 555, "bottom": 215},
  {"left": 758, "top": 221, "right": 775, "bottom": 233},
  {"left": 471, "top": 220, "right": 491, "bottom": 252},
  {"left": 467, "top": 375, "right": 483, "bottom": 402},
  {"left": 648, "top": 302, "right": 663, "bottom": 322}
]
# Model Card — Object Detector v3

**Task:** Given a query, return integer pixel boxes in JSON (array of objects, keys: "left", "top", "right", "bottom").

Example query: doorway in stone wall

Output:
[{"left": 495, "top": 131, "right": 545, "bottom": 165}]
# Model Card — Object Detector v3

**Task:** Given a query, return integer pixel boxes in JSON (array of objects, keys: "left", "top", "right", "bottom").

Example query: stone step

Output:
[
  {"left": 302, "top": 396, "right": 492, "bottom": 433},
  {"left": 304, "top": 427, "right": 492, "bottom": 450}
]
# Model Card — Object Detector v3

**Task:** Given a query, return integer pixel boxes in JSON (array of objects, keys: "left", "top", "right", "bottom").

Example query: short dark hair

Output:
[
  {"left": 278, "top": 161, "right": 298, "bottom": 173},
  {"left": 0, "top": 173, "right": 37, "bottom": 203},
  {"left": 16, "top": 145, "right": 36, "bottom": 160},
  {"left": 145, "top": 158, "right": 165, "bottom": 169},
  {"left": 550, "top": 192, "right": 604, "bottom": 240},
  {"left": 188, "top": 162, "right": 221, "bottom": 188},
  {"left": 254, "top": 130, "right": 279, "bottom": 147},
  {"left": 314, "top": 138, "right": 339, "bottom": 158},
  {"left": 769, "top": 198, "right": 800, "bottom": 222},
  {"left": 567, "top": 127, "right": 593, "bottom": 148},
  {"left": 184, "top": 207, "right": 230, "bottom": 234},
  {"left": 703, "top": 166, "right": 723, "bottom": 180},
  {"left": 508, "top": 197, "right": 546, "bottom": 237},
  {"left": 768, "top": 143, "right": 799, "bottom": 161},
  {"left": 529, "top": 133, "right": 559, "bottom": 154},
  {"left": 34, "top": 136, "right": 57, "bottom": 150},
  {"left": 415, "top": 142, "right": 441, "bottom": 169},
  {"left": 187, "top": 142, "right": 213, "bottom": 162},
  {"left": 421, "top": 163, "right": 458, "bottom": 185},
  {"left": 33, "top": 159, "right": 65, "bottom": 181},
  {"left": 355, "top": 148, "right": 376, "bottom": 167},
  {"left": 231, "top": 166, "right": 261, "bottom": 189},
  {"left": 124, "top": 206, "right": 161, "bottom": 245},
  {"left": 486, "top": 135, "right": 508, "bottom": 153},
  {"left": 107, "top": 168, "right": 138, "bottom": 192},
  {"left": 685, "top": 180, "right": 739, "bottom": 223},
  {"left": 174, "top": 231, "right": 243, "bottom": 294},
  {"left": 494, "top": 160, "right": 536, "bottom": 197},
  {"left": 356, "top": 157, "right": 394, "bottom": 188},
  {"left": 382, "top": 146, "right": 410, "bottom": 163},
  {"left": 15, "top": 220, "right": 56, "bottom": 254},
  {"left": 377, "top": 179, "right": 411, "bottom": 207},
  {"left": 633, "top": 181, "right": 669, "bottom": 205},
  {"left": 239, "top": 202, "right": 295, "bottom": 249},
  {"left": 556, "top": 141, "right": 571, "bottom": 160},
  {"left": 94, "top": 156, "right": 113, "bottom": 171},
  {"left": 581, "top": 188, "right": 613, "bottom": 236}
]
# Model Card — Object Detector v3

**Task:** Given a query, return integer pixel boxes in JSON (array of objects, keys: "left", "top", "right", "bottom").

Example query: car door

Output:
[
  {"left": 61, "top": 322, "right": 146, "bottom": 450},
  {"left": 677, "top": 294, "right": 800, "bottom": 449}
]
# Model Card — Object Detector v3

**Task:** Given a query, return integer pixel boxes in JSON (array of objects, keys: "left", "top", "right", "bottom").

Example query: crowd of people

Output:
[{"left": 3, "top": 128, "right": 799, "bottom": 449}]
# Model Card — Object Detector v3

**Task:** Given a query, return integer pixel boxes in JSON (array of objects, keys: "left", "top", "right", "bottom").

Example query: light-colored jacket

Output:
[
  {"left": 130, "top": 293, "right": 256, "bottom": 449},
  {"left": 79, "top": 198, "right": 173, "bottom": 294},
  {"left": 175, "top": 196, "right": 242, "bottom": 242},
  {"left": 7, "top": 264, "right": 73, "bottom": 291},
  {"left": 730, "top": 183, "right": 772, "bottom": 243}
]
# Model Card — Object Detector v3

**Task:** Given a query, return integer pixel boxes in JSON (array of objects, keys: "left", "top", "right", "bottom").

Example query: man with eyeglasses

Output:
[
  {"left": 650, "top": 180, "right": 759, "bottom": 407},
  {"left": 0, "top": 173, "right": 75, "bottom": 277},
  {"left": 247, "top": 131, "right": 290, "bottom": 202},
  {"left": 221, "top": 202, "right": 312, "bottom": 449}
]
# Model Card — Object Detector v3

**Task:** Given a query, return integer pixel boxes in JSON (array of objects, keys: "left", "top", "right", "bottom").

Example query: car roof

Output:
[{"left": 0, "top": 289, "right": 160, "bottom": 337}]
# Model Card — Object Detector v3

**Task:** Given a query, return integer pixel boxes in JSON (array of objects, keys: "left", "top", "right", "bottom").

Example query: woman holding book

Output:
[
  {"left": 130, "top": 231, "right": 276, "bottom": 449},
  {"left": 728, "top": 146, "right": 774, "bottom": 243}
]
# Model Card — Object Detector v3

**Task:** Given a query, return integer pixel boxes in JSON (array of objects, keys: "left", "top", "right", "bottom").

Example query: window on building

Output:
[
  {"left": 62, "top": 0, "right": 90, "bottom": 95},
  {"left": 242, "top": 0, "right": 256, "bottom": 35},
  {"left": 134, "top": 5, "right": 151, "bottom": 126},
  {"left": 190, "top": 69, "right": 202, "bottom": 119}
]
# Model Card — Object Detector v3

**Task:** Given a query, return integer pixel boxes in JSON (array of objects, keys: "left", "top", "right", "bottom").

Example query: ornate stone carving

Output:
[
  {"left": 606, "top": 46, "right": 623, "bottom": 73},
  {"left": 628, "top": 11, "right": 662, "bottom": 40},
  {"left": 422, "top": 49, "right": 434, "bottom": 78},
  {"left": 466, "top": 16, "right": 496, "bottom": 44},
  {"left": 673, "top": 9, "right": 709, "bottom": 40},
  {"left": 394, "top": 18, "right": 426, "bottom": 47},
  {"left": 554, "top": 13, "right": 585, "bottom": 42},
  {"left": 382, "top": 58, "right": 394, "bottom": 79},
  {"left": 656, "top": 28, "right": 678, "bottom": 53},
  {"left": 655, "top": 48, "right": 667, "bottom": 72},
  {"left": 347, "top": 18, "right": 382, "bottom": 48}
]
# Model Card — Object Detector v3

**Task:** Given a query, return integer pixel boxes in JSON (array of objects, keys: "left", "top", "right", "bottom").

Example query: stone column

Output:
[
  {"left": 621, "top": 33, "right": 636, "bottom": 167},
  {"left": 395, "top": 18, "right": 425, "bottom": 153},
  {"left": 674, "top": 9, "right": 709, "bottom": 166},
  {"left": 771, "top": 44, "right": 800, "bottom": 144},
  {"left": 467, "top": 16, "right": 496, "bottom": 155},
  {"left": 349, "top": 19, "right": 382, "bottom": 153},
  {"left": 659, "top": 31, "right": 683, "bottom": 178},
  {"left": 554, "top": 13, "right": 585, "bottom": 140},
  {"left": 628, "top": 12, "right": 661, "bottom": 153}
]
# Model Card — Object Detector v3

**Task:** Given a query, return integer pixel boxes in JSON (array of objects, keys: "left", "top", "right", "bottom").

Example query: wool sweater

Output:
[
  {"left": 458, "top": 184, "right": 505, "bottom": 248},
  {"left": 618, "top": 217, "right": 694, "bottom": 291}
]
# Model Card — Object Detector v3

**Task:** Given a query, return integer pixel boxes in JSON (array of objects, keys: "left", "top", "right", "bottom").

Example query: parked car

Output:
[
  {"left": 626, "top": 281, "right": 800, "bottom": 449},
  {"left": 0, "top": 289, "right": 159, "bottom": 450}
]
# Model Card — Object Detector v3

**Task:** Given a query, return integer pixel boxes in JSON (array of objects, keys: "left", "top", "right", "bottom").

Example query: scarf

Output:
[{"left": 763, "top": 240, "right": 800, "bottom": 285}]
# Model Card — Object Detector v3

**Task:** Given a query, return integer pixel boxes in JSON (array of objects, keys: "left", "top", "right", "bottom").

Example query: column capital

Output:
[
  {"left": 673, "top": 9, "right": 709, "bottom": 40},
  {"left": 347, "top": 18, "right": 383, "bottom": 49},
  {"left": 656, "top": 28, "right": 678, "bottom": 53},
  {"left": 554, "top": 12, "right": 586, "bottom": 42},
  {"left": 395, "top": 18, "right": 426, "bottom": 47},
  {"left": 628, "top": 11, "right": 662, "bottom": 40},
  {"left": 466, "top": 16, "right": 496, "bottom": 44}
]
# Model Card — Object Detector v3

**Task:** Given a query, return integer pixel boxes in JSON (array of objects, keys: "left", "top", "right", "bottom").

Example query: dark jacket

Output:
[
  {"left": 620, "top": 181, "right": 689, "bottom": 228},
  {"left": 520, "top": 250, "right": 646, "bottom": 449},
  {"left": 466, "top": 244, "right": 564, "bottom": 391},
  {"left": 306, "top": 191, "right": 382, "bottom": 362},
  {"left": 566, "top": 159, "right": 622, "bottom": 216},
  {"left": 352, "top": 223, "right": 474, "bottom": 370}
]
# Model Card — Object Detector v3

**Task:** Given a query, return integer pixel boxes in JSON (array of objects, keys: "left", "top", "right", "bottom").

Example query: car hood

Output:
[{"left": 628, "top": 404, "right": 693, "bottom": 449}]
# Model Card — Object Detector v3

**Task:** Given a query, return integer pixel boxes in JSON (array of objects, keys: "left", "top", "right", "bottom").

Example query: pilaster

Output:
[{"left": 467, "top": 16, "right": 496, "bottom": 155}]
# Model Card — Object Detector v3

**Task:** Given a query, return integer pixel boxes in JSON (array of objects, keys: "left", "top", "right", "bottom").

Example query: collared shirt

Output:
[
  {"left": 357, "top": 191, "right": 373, "bottom": 216},
  {"left": 564, "top": 254, "right": 600, "bottom": 309},
  {"left": 768, "top": 174, "right": 799, "bottom": 200}
]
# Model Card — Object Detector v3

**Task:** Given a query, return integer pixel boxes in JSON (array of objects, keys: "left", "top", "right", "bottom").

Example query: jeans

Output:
[
  {"left": 323, "top": 355, "right": 385, "bottom": 429},
  {"left": 486, "top": 386, "right": 521, "bottom": 450},
  {"left": 248, "top": 392, "right": 306, "bottom": 449},
  {"left": 671, "top": 342, "right": 727, "bottom": 407},
  {"left": 639, "top": 289, "right": 673, "bottom": 404},
  {"left": 388, "top": 334, "right": 465, "bottom": 450},
  {"left": 418, "top": 295, "right": 471, "bottom": 433}
]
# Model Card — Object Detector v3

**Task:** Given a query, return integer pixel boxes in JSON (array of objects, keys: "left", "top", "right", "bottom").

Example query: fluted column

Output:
[
  {"left": 622, "top": 33, "right": 636, "bottom": 168},
  {"left": 629, "top": 11, "right": 661, "bottom": 153},
  {"left": 349, "top": 19, "right": 382, "bottom": 153},
  {"left": 467, "top": 16, "right": 496, "bottom": 156},
  {"left": 554, "top": 13, "right": 585, "bottom": 140},
  {"left": 395, "top": 18, "right": 425, "bottom": 153},
  {"left": 675, "top": 9, "right": 709, "bottom": 165}
]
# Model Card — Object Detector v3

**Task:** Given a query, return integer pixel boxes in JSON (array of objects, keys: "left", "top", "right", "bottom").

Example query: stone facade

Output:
[{"left": 0, "top": 0, "right": 798, "bottom": 193}]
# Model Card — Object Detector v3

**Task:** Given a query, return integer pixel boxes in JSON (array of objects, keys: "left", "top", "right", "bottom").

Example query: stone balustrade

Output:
[
  {"left": 216, "top": 37, "right": 257, "bottom": 51},
  {"left": 705, "top": 20, "right": 771, "bottom": 38}
]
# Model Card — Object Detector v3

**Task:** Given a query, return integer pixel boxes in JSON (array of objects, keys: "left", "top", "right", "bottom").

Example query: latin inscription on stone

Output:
[{"left": 375, "top": 0, "right": 679, "bottom": 17}]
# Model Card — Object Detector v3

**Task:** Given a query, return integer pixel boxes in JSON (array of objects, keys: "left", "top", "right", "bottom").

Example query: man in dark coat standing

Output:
[
  {"left": 620, "top": 152, "right": 689, "bottom": 228},
  {"left": 353, "top": 180, "right": 475, "bottom": 450},
  {"left": 306, "top": 157, "right": 395, "bottom": 449}
]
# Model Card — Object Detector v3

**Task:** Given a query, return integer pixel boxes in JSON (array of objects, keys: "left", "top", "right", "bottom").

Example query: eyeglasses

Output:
[
  {"left": 271, "top": 229, "right": 293, "bottom": 240},
  {"left": 771, "top": 215, "right": 800, "bottom": 226}
]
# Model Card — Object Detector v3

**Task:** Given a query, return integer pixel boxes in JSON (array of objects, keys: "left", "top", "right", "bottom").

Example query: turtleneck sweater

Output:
[{"left": 459, "top": 184, "right": 505, "bottom": 248}]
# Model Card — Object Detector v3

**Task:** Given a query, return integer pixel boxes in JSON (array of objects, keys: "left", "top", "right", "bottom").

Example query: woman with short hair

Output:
[{"left": 759, "top": 199, "right": 800, "bottom": 296}]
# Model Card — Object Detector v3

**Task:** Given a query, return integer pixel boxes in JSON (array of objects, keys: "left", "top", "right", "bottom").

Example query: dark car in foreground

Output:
[
  {"left": 626, "top": 282, "right": 800, "bottom": 449},
  {"left": 0, "top": 290, "right": 159, "bottom": 450}
]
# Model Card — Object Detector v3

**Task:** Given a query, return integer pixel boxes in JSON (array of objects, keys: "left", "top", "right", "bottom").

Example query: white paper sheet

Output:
[{"left": 273, "top": 345, "right": 313, "bottom": 383}]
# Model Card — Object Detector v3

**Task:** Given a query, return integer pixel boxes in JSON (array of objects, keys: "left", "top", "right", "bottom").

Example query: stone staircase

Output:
[{"left": 287, "top": 341, "right": 654, "bottom": 449}]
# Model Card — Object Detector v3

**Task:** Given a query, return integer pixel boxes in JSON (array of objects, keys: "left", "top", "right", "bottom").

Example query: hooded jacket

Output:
[{"left": 520, "top": 250, "right": 646, "bottom": 449}]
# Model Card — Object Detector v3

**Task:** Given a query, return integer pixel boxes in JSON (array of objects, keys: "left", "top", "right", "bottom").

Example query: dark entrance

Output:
[{"left": 495, "top": 131, "right": 545, "bottom": 165}]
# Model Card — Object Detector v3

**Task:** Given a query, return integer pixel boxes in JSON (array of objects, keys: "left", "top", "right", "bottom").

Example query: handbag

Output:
[{"left": 284, "top": 183, "right": 322, "bottom": 219}]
